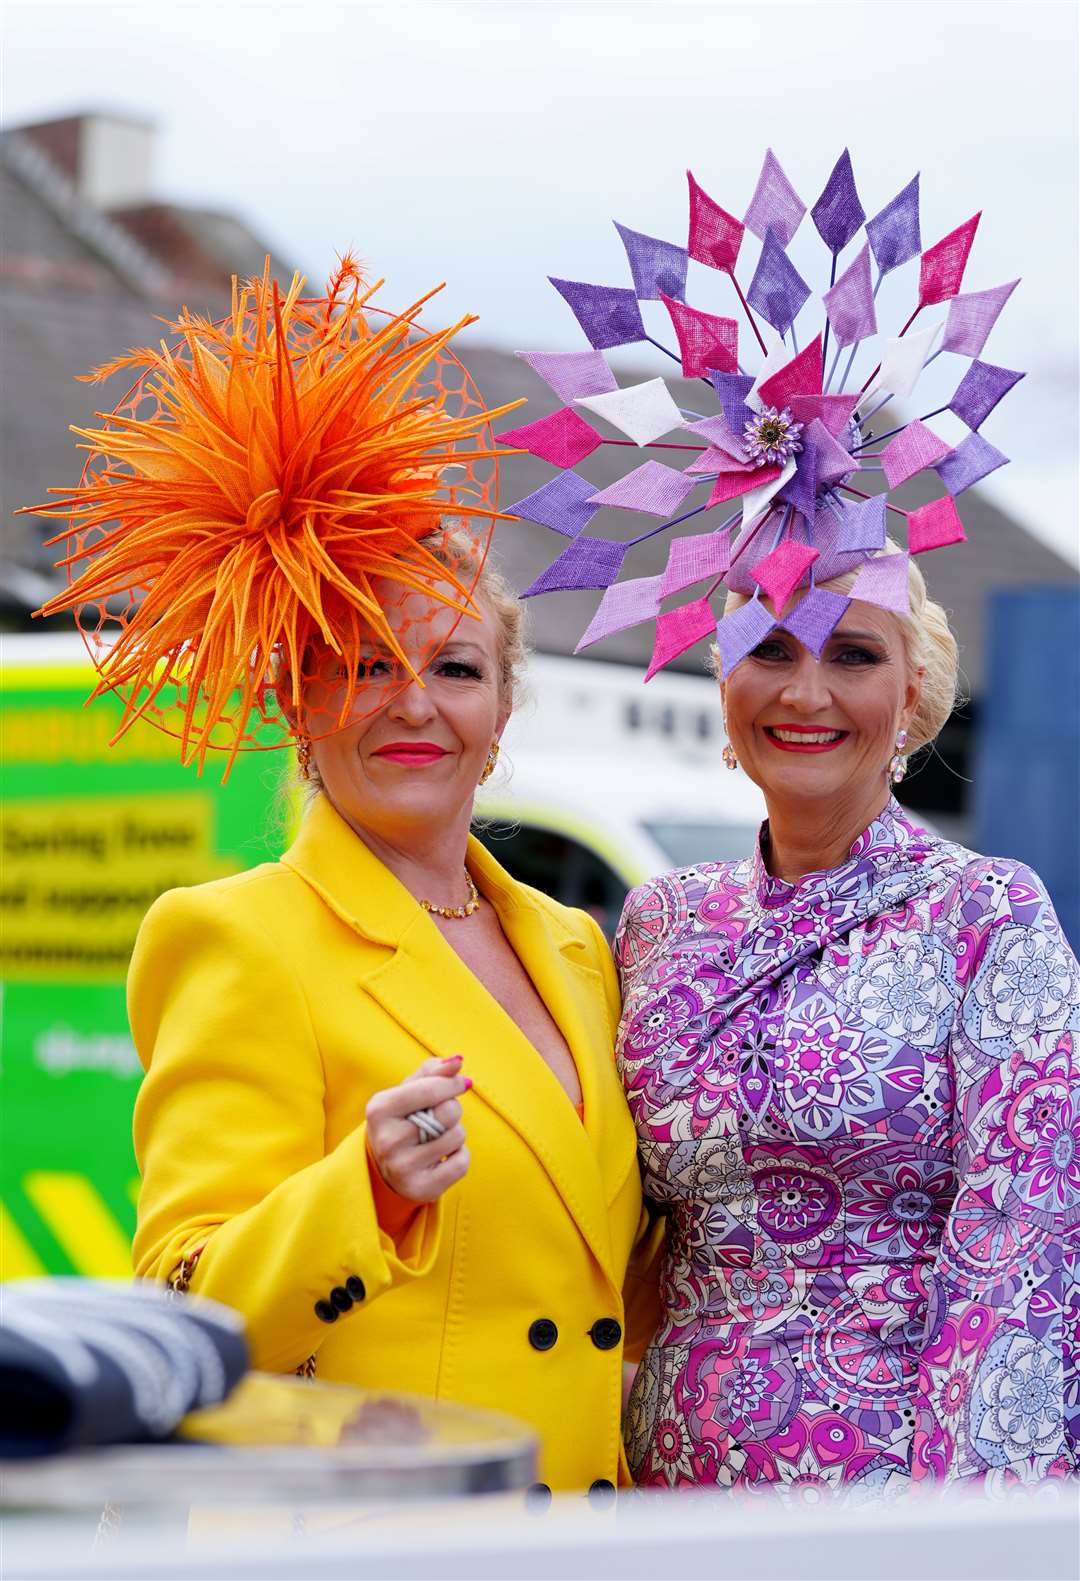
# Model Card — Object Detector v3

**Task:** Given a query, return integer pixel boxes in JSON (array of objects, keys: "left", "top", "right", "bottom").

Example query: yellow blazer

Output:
[{"left": 129, "top": 793, "right": 657, "bottom": 1490}]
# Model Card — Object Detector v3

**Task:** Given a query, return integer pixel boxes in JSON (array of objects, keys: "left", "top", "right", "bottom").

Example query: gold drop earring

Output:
[{"left": 478, "top": 741, "right": 500, "bottom": 785}]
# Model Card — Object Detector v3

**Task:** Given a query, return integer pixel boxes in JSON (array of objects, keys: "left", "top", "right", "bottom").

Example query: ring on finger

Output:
[{"left": 406, "top": 1107, "right": 446, "bottom": 1145}]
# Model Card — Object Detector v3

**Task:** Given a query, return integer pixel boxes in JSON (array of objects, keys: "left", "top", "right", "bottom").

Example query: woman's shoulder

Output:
[
  {"left": 134, "top": 860, "right": 310, "bottom": 951},
  {"left": 930, "top": 838, "right": 1060, "bottom": 927},
  {"left": 613, "top": 858, "right": 750, "bottom": 979}
]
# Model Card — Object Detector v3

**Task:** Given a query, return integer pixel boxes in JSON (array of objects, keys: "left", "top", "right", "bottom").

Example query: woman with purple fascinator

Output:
[{"left": 507, "top": 149, "right": 1079, "bottom": 1492}]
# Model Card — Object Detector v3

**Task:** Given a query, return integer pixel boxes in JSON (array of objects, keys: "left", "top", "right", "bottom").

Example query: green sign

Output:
[{"left": 1, "top": 648, "right": 293, "bottom": 1278}]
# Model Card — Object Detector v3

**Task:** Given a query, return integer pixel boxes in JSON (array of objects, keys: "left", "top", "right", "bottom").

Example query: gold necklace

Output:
[{"left": 419, "top": 869, "right": 480, "bottom": 920}]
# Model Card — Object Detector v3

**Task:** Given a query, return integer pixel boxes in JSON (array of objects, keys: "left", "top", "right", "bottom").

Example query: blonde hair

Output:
[{"left": 715, "top": 538, "right": 961, "bottom": 756}]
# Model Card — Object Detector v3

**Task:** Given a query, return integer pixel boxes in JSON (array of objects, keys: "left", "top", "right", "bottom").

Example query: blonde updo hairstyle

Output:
[
  {"left": 716, "top": 538, "right": 961, "bottom": 759},
  {"left": 297, "top": 527, "right": 529, "bottom": 797}
]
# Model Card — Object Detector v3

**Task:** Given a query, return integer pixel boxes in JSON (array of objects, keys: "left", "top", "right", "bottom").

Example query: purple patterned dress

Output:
[{"left": 615, "top": 800, "right": 1079, "bottom": 1490}]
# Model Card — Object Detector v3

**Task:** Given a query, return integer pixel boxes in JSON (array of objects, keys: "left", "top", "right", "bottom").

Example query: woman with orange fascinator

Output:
[{"left": 27, "top": 257, "right": 660, "bottom": 1495}]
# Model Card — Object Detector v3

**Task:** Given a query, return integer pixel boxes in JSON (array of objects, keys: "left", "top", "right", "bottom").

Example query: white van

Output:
[{"left": 474, "top": 653, "right": 766, "bottom": 936}]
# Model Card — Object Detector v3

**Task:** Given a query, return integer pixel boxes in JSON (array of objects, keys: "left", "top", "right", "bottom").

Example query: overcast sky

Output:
[{"left": 4, "top": 0, "right": 1078, "bottom": 563}]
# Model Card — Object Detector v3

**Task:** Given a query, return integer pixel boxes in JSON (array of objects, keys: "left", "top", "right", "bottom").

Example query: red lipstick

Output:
[
  {"left": 372, "top": 742, "right": 451, "bottom": 765},
  {"left": 763, "top": 724, "right": 850, "bottom": 754}
]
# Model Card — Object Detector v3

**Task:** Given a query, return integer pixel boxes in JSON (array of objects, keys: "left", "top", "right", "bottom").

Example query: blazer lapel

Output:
[{"left": 281, "top": 797, "right": 631, "bottom": 1280}]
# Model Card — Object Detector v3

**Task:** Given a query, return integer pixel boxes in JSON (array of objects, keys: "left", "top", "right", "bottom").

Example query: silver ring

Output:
[{"left": 405, "top": 1107, "right": 446, "bottom": 1144}]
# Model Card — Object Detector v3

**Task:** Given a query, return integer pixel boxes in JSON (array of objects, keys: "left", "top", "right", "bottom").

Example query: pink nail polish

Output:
[{"left": 462, "top": 1077, "right": 473, "bottom": 1091}]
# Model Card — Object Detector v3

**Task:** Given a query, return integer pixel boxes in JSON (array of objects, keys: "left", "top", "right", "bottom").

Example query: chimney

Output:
[{"left": 18, "top": 111, "right": 155, "bottom": 210}]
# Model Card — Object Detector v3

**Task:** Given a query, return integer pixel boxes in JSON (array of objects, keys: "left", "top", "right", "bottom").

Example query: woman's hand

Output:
[{"left": 365, "top": 1055, "right": 472, "bottom": 1203}]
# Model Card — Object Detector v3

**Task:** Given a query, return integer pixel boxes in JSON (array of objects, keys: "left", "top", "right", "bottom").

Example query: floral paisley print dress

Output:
[{"left": 615, "top": 800, "right": 1079, "bottom": 1490}]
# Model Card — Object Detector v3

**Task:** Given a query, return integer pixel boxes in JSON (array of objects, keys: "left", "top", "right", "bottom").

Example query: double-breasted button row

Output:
[
  {"left": 314, "top": 1274, "right": 367, "bottom": 1323},
  {"left": 527, "top": 1316, "right": 622, "bottom": 1352}
]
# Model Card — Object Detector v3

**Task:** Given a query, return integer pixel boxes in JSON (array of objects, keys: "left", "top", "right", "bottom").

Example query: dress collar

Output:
[{"left": 750, "top": 796, "right": 937, "bottom": 910}]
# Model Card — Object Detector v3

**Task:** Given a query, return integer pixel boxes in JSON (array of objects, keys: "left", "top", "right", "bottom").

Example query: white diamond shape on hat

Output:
[
  {"left": 863, "top": 321, "right": 943, "bottom": 404},
  {"left": 575, "top": 378, "right": 684, "bottom": 446},
  {"left": 741, "top": 457, "right": 796, "bottom": 528}
]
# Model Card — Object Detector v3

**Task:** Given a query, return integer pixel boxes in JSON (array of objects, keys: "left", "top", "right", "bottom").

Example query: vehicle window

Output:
[
  {"left": 472, "top": 823, "right": 630, "bottom": 940},
  {"left": 644, "top": 821, "right": 758, "bottom": 868}
]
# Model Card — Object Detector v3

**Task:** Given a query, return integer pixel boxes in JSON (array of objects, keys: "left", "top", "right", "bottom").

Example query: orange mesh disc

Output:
[{"left": 25, "top": 256, "right": 522, "bottom": 776}]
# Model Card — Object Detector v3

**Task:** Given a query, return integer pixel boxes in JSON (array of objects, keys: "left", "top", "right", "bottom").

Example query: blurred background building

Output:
[{"left": 3, "top": 109, "right": 1077, "bottom": 838}]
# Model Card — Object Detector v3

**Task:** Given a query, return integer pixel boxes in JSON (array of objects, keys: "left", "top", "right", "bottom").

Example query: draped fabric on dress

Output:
[{"left": 615, "top": 800, "right": 1080, "bottom": 1490}]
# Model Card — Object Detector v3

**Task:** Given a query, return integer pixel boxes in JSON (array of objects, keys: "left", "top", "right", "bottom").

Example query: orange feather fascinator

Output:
[{"left": 25, "top": 255, "right": 522, "bottom": 775}]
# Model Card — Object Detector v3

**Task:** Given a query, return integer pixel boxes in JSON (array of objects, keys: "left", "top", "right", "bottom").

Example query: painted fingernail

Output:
[
  {"left": 462, "top": 1077, "right": 473, "bottom": 1091},
  {"left": 440, "top": 1055, "right": 462, "bottom": 1065}
]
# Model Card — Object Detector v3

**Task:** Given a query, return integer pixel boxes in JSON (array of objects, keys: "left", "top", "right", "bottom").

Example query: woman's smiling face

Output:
[
  {"left": 304, "top": 578, "right": 509, "bottom": 848},
  {"left": 720, "top": 595, "right": 922, "bottom": 815}
]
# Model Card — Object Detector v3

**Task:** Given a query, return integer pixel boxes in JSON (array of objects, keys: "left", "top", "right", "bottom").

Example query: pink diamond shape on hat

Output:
[
  {"left": 709, "top": 465, "right": 780, "bottom": 506},
  {"left": 588, "top": 460, "right": 697, "bottom": 517},
  {"left": 756, "top": 335, "right": 824, "bottom": 410},
  {"left": 750, "top": 540, "right": 820, "bottom": 614},
  {"left": 660, "top": 292, "right": 738, "bottom": 378},
  {"left": 881, "top": 420, "right": 952, "bottom": 489},
  {"left": 644, "top": 598, "right": 717, "bottom": 681},
  {"left": 498, "top": 407, "right": 601, "bottom": 469},
  {"left": 686, "top": 445, "right": 739, "bottom": 477},
  {"left": 575, "top": 575, "right": 663, "bottom": 651},
  {"left": 908, "top": 495, "right": 967, "bottom": 555},
  {"left": 687, "top": 170, "right": 744, "bottom": 271},
  {"left": 919, "top": 213, "right": 981, "bottom": 306},
  {"left": 850, "top": 553, "right": 911, "bottom": 613},
  {"left": 660, "top": 532, "right": 732, "bottom": 598},
  {"left": 788, "top": 394, "right": 858, "bottom": 438}
]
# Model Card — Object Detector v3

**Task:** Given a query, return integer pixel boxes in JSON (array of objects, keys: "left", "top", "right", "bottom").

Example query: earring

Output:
[
  {"left": 478, "top": 741, "right": 500, "bottom": 785},
  {"left": 296, "top": 735, "right": 312, "bottom": 781},
  {"left": 888, "top": 727, "right": 909, "bottom": 785},
  {"left": 722, "top": 744, "right": 738, "bottom": 772}
]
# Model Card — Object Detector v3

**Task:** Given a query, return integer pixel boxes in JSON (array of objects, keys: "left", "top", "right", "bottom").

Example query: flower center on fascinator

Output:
[{"left": 743, "top": 405, "right": 804, "bottom": 467}]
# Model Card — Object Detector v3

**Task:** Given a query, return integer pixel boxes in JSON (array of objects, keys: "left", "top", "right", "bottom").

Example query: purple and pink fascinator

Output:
[{"left": 502, "top": 151, "right": 1022, "bottom": 677}]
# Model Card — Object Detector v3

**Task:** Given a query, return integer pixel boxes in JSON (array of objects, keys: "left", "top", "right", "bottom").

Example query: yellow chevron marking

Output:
[
  {"left": 0, "top": 1203, "right": 47, "bottom": 1279},
  {"left": 23, "top": 1172, "right": 132, "bottom": 1278}
]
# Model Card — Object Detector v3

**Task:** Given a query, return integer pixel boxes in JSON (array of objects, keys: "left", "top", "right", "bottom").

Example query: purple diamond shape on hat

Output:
[
  {"left": 747, "top": 230, "right": 811, "bottom": 336},
  {"left": 660, "top": 293, "right": 739, "bottom": 378},
  {"left": 822, "top": 244, "right": 877, "bottom": 349},
  {"left": 933, "top": 432, "right": 1009, "bottom": 495},
  {"left": 781, "top": 588, "right": 852, "bottom": 659},
  {"left": 685, "top": 444, "right": 737, "bottom": 477},
  {"left": 708, "top": 371, "right": 756, "bottom": 434},
  {"left": 508, "top": 470, "right": 600, "bottom": 537},
  {"left": 850, "top": 553, "right": 910, "bottom": 613},
  {"left": 866, "top": 174, "right": 921, "bottom": 275},
  {"left": 498, "top": 408, "right": 601, "bottom": 469},
  {"left": 660, "top": 532, "right": 732, "bottom": 598},
  {"left": 645, "top": 597, "right": 717, "bottom": 680},
  {"left": 714, "top": 598, "right": 777, "bottom": 677},
  {"left": 788, "top": 393, "right": 858, "bottom": 439},
  {"left": 778, "top": 446, "right": 818, "bottom": 520},
  {"left": 908, "top": 496, "right": 966, "bottom": 555},
  {"left": 687, "top": 171, "right": 744, "bottom": 271},
  {"left": 520, "top": 534, "right": 630, "bottom": 598},
  {"left": 615, "top": 222, "right": 688, "bottom": 302},
  {"left": 682, "top": 415, "right": 747, "bottom": 463},
  {"left": 811, "top": 149, "right": 865, "bottom": 255},
  {"left": 515, "top": 349, "right": 618, "bottom": 404},
  {"left": 589, "top": 460, "right": 697, "bottom": 517},
  {"left": 744, "top": 149, "right": 806, "bottom": 247},
  {"left": 750, "top": 539, "right": 820, "bottom": 614},
  {"left": 948, "top": 361, "right": 1025, "bottom": 431},
  {"left": 881, "top": 421, "right": 952, "bottom": 489},
  {"left": 834, "top": 494, "right": 887, "bottom": 553},
  {"left": 803, "top": 418, "right": 857, "bottom": 489},
  {"left": 919, "top": 213, "right": 980, "bottom": 306},
  {"left": 574, "top": 574, "right": 663, "bottom": 651},
  {"left": 549, "top": 277, "right": 646, "bottom": 350},
  {"left": 941, "top": 280, "right": 1020, "bottom": 358}
]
